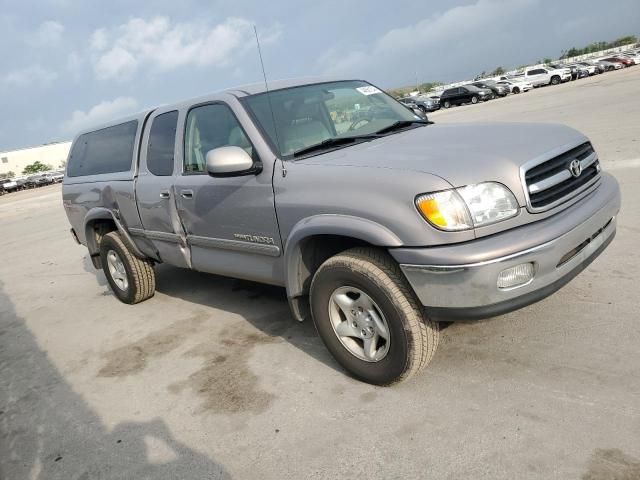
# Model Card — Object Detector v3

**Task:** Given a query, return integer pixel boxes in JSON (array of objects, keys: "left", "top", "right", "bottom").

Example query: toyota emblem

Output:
[{"left": 569, "top": 159, "right": 582, "bottom": 178}]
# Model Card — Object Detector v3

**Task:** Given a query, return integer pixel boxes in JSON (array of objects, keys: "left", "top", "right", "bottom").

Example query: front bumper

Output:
[{"left": 393, "top": 173, "right": 620, "bottom": 320}]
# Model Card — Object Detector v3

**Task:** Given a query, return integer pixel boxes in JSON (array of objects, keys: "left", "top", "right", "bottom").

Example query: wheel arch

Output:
[
  {"left": 283, "top": 215, "right": 403, "bottom": 320},
  {"left": 83, "top": 208, "right": 147, "bottom": 268}
]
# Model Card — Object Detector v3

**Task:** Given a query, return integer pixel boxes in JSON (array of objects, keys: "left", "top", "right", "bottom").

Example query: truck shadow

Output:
[
  {"left": 0, "top": 280, "right": 231, "bottom": 480},
  {"left": 152, "top": 263, "right": 344, "bottom": 376}
]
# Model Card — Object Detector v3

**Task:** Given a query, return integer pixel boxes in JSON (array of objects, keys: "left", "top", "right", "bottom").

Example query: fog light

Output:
[{"left": 497, "top": 263, "right": 535, "bottom": 289}]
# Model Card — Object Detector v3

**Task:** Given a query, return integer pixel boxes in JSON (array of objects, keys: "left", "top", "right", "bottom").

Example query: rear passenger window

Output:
[
  {"left": 184, "top": 104, "right": 253, "bottom": 174},
  {"left": 67, "top": 121, "right": 138, "bottom": 177},
  {"left": 147, "top": 111, "right": 178, "bottom": 176}
]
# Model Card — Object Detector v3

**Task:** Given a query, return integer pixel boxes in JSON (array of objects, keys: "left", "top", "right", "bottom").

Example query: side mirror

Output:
[
  {"left": 412, "top": 107, "right": 428, "bottom": 121},
  {"left": 205, "top": 146, "right": 261, "bottom": 177}
]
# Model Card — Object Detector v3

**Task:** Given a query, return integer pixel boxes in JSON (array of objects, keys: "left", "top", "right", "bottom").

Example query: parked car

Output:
[
  {"left": 618, "top": 53, "right": 640, "bottom": 65},
  {"left": 399, "top": 96, "right": 439, "bottom": 113},
  {"left": 471, "top": 80, "right": 508, "bottom": 97},
  {"left": 0, "top": 178, "right": 18, "bottom": 193},
  {"left": 524, "top": 66, "right": 571, "bottom": 86},
  {"left": 601, "top": 56, "right": 633, "bottom": 67},
  {"left": 547, "top": 63, "right": 580, "bottom": 80},
  {"left": 62, "top": 77, "right": 620, "bottom": 385},
  {"left": 24, "top": 174, "right": 53, "bottom": 187},
  {"left": 566, "top": 64, "right": 590, "bottom": 79},
  {"left": 596, "top": 59, "right": 623, "bottom": 71},
  {"left": 440, "top": 85, "right": 492, "bottom": 108},
  {"left": 496, "top": 79, "right": 533, "bottom": 94},
  {"left": 575, "top": 62, "right": 599, "bottom": 75},
  {"left": 14, "top": 177, "right": 29, "bottom": 190},
  {"left": 50, "top": 171, "right": 65, "bottom": 183}
]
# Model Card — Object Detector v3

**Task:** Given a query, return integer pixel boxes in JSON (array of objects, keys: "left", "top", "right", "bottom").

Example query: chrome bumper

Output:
[{"left": 394, "top": 173, "right": 620, "bottom": 317}]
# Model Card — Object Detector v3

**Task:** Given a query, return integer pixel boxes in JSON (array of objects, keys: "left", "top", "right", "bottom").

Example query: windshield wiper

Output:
[
  {"left": 292, "top": 134, "right": 381, "bottom": 157},
  {"left": 375, "top": 120, "right": 431, "bottom": 135}
]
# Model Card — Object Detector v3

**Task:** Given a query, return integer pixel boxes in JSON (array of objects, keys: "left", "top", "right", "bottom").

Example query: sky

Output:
[{"left": 1, "top": 0, "right": 639, "bottom": 151}]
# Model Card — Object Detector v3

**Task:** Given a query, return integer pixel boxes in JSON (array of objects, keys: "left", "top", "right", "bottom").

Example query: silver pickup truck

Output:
[{"left": 62, "top": 78, "right": 620, "bottom": 385}]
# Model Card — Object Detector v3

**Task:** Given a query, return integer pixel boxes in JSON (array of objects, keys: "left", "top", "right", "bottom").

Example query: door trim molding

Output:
[
  {"left": 129, "top": 228, "right": 181, "bottom": 244},
  {"left": 188, "top": 235, "right": 281, "bottom": 257}
]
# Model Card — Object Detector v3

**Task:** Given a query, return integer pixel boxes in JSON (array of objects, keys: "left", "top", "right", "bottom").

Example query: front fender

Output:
[{"left": 283, "top": 214, "right": 403, "bottom": 298}]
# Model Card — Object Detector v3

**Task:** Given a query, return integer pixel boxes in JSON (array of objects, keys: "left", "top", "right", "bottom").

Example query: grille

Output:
[{"left": 524, "top": 142, "right": 601, "bottom": 211}]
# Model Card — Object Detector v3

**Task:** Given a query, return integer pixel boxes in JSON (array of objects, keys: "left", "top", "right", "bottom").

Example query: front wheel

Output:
[
  {"left": 443, "top": 100, "right": 451, "bottom": 108},
  {"left": 550, "top": 75, "right": 561, "bottom": 85},
  {"left": 310, "top": 248, "right": 439, "bottom": 385},
  {"left": 99, "top": 231, "right": 156, "bottom": 304},
  {"left": 471, "top": 96, "right": 479, "bottom": 104}
]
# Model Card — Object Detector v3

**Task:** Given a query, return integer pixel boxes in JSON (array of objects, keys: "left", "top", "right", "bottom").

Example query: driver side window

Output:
[{"left": 184, "top": 103, "right": 253, "bottom": 173}]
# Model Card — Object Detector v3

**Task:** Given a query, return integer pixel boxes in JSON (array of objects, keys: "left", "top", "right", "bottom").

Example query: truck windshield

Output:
[{"left": 242, "top": 80, "right": 421, "bottom": 159}]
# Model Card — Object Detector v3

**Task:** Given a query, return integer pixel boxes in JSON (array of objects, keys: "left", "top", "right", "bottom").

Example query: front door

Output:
[
  {"left": 173, "top": 102, "right": 283, "bottom": 285},
  {"left": 457, "top": 87, "right": 469, "bottom": 104}
]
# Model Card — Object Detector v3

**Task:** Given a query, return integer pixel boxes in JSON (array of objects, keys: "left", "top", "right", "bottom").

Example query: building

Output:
[{"left": 0, "top": 141, "right": 71, "bottom": 177}]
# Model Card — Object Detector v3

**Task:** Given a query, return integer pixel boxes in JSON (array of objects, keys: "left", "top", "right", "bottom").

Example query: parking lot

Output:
[{"left": 1, "top": 67, "right": 639, "bottom": 479}]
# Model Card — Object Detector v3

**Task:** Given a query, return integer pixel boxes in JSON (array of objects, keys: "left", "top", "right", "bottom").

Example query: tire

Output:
[
  {"left": 443, "top": 100, "right": 451, "bottom": 109},
  {"left": 99, "top": 231, "right": 155, "bottom": 304},
  {"left": 418, "top": 105, "right": 427, "bottom": 113},
  {"left": 550, "top": 76, "right": 560, "bottom": 85},
  {"left": 310, "top": 247, "right": 439, "bottom": 385},
  {"left": 471, "top": 96, "right": 479, "bottom": 104},
  {"left": 513, "top": 87, "right": 520, "bottom": 94}
]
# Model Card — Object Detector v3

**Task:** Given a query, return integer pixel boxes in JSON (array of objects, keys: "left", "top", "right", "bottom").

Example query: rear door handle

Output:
[
  {"left": 180, "top": 190, "right": 194, "bottom": 199},
  {"left": 159, "top": 191, "right": 170, "bottom": 199}
]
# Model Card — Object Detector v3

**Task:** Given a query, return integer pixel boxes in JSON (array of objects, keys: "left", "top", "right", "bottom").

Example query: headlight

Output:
[{"left": 416, "top": 182, "right": 519, "bottom": 231}]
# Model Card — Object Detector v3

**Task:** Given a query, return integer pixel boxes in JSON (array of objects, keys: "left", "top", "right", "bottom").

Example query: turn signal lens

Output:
[{"left": 415, "top": 190, "right": 473, "bottom": 231}]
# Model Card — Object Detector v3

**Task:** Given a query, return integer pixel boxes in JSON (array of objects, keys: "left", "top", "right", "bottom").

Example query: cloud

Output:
[
  {"left": 90, "top": 16, "right": 281, "bottom": 80},
  {"left": 66, "top": 51, "right": 83, "bottom": 79},
  {"left": 29, "top": 20, "right": 64, "bottom": 46},
  {"left": 62, "top": 97, "right": 139, "bottom": 134},
  {"left": 1, "top": 64, "right": 58, "bottom": 87},
  {"left": 94, "top": 46, "right": 137, "bottom": 79},
  {"left": 318, "top": 0, "right": 536, "bottom": 83},
  {"left": 90, "top": 28, "right": 109, "bottom": 50}
]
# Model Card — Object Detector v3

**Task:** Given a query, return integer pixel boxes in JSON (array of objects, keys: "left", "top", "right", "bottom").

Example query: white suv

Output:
[
  {"left": 496, "top": 79, "right": 533, "bottom": 93},
  {"left": 524, "top": 67, "right": 571, "bottom": 87}
]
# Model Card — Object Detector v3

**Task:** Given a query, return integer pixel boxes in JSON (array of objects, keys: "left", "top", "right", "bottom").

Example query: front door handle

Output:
[
  {"left": 159, "top": 191, "right": 170, "bottom": 199},
  {"left": 180, "top": 190, "right": 194, "bottom": 199}
]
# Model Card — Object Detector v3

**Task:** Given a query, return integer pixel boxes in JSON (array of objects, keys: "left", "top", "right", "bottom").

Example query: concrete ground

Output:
[{"left": 1, "top": 67, "right": 639, "bottom": 480}]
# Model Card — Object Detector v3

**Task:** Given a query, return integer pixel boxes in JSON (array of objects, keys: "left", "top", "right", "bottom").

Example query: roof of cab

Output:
[{"left": 70, "top": 76, "right": 361, "bottom": 139}]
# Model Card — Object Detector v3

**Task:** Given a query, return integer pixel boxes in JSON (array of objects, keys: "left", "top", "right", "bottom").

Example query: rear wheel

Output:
[
  {"left": 310, "top": 247, "right": 439, "bottom": 385},
  {"left": 99, "top": 231, "right": 155, "bottom": 304},
  {"left": 513, "top": 87, "right": 520, "bottom": 94}
]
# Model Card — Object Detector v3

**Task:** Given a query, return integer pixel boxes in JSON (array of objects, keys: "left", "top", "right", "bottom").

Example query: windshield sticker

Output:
[{"left": 356, "top": 86, "right": 382, "bottom": 96}]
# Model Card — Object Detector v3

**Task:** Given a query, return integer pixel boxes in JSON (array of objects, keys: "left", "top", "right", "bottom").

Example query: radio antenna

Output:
[{"left": 253, "top": 26, "right": 285, "bottom": 177}]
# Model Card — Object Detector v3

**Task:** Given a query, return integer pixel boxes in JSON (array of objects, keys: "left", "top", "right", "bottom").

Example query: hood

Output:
[{"left": 298, "top": 122, "right": 588, "bottom": 206}]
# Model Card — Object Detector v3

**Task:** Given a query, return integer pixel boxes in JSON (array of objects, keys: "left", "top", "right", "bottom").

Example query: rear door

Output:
[
  {"left": 526, "top": 69, "right": 541, "bottom": 85},
  {"left": 135, "top": 108, "right": 191, "bottom": 269}
]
